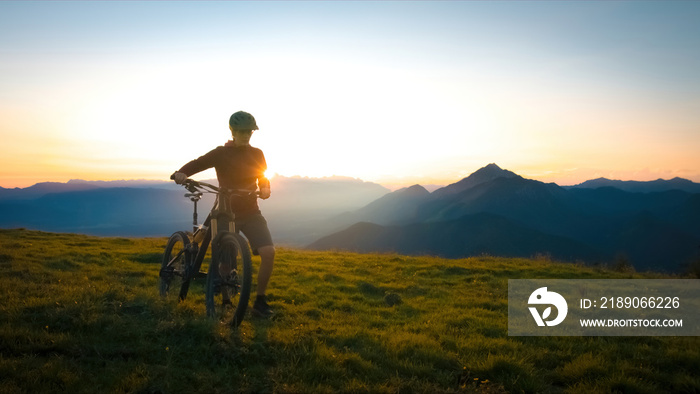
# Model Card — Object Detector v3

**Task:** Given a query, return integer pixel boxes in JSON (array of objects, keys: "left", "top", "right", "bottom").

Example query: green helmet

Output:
[{"left": 229, "top": 111, "right": 259, "bottom": 131}]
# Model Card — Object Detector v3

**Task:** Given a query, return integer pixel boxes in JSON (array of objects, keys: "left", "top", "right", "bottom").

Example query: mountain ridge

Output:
[
  {"left": 309, "top": 164, "right": 700, "bottom": 273},
  {"left": 431, "top": 163, "right": 519, "bottom": 198},
  {"left": 566, "top": 176, "right": 700, "bottom": 194},
  {"left": 0, "top": 176, "right": 389, "bottom": 244},
  {"left": 4, "top": 169, "right": 699, "bottom": 198},
  {"left": 309, "top": 211, "right": 601, "bottom": 262},
  {"left": 2, "top": 166, "right": 700, "bottom": 272}
]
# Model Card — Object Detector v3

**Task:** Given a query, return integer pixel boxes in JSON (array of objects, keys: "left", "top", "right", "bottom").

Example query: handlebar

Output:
[
  {"left": 183, "top": 179, "right": 218, "bottom": 193},
  {"left": 181, "top": 179, "right": 260, "bottom": 198}
]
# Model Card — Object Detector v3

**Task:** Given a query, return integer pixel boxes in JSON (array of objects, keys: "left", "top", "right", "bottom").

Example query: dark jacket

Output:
[{"left": 177, "top": 145, "right": 270, "bottom": 216}]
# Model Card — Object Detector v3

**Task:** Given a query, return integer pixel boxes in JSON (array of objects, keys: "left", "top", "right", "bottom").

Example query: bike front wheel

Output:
[
  {"left": 160, "top": 231, "right": 192, "bottom": 301},
  {"left": 205, "top": 232, "right": 253, "bottom": 327}
]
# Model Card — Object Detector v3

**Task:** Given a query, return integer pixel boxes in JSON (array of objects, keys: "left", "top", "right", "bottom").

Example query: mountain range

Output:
[
  {"left": 0, "top": 176, "right": 388, "bottom": 241},
  {"left": 309, "top": 164, "right": 700, "bottom": 273},
  {"left": 566, "top": 177, "right": 700, "bottom": 194},
  {"left": 2, "top": 166, "right": 699, "bottom": 273}
]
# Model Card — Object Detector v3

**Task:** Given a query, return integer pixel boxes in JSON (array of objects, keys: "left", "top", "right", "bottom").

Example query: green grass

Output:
[{"left": 0, "top": 228, "right": 698, "bottom": 393}]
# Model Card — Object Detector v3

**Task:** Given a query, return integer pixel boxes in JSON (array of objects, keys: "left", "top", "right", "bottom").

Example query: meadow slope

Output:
[{"left": 0, "top": 229, "right": 698, "bottom": 393}]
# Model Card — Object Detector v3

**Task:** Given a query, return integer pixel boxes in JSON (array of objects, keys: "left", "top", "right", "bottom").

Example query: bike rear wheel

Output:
[
  {"left": 160, "top": 231, "right": 192, "bottom": 301},
  {"left": 205, "top": 232, "right": 253, "bottom": 327}
]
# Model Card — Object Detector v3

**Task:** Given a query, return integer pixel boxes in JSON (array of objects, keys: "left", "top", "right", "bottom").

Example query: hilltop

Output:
[{"left": 1, "top": 229, "right": 698, "bottom": 393}]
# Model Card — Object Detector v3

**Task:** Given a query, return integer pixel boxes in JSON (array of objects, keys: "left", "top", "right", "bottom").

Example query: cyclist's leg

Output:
[
  {"left": 237, "top": 214, "right": 275, "bottom": 317},
  {"left": 236, "top": 215, "right": 274, "bottom": 291},
  {"left": 256, "top": 245, "right": 275, "bottom": 296}
]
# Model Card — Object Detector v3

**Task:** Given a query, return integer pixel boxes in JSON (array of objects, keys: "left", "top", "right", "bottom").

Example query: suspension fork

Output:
[
  {"left": 190, "top": 215, "right": 213, "bottom": 277},
  {"left": 209, "top": 206, "right": 237, "bottom": 280}
]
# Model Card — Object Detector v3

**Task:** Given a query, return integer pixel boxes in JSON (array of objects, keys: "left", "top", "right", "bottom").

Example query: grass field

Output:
[{"left": 0, "top": 228, "right": 698, "bottom": 393}]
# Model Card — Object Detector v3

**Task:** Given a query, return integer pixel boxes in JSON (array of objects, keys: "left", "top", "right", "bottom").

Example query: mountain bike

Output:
[{"left": 159, "top": 179, "right": 254, "bottom": 327}]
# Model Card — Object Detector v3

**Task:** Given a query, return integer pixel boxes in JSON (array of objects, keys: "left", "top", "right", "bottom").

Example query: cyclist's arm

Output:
[
  {"left": 258, "top": 173, "right": 270, "bottom": 198},
  {"left": 257, "top": 151, "right": 271, "bottom": 199},
  {"left": 171, "top": 147, "right": 221, "bottom": 183},
  {"left": 258, "top": 178, "right": 271, "bottom": 199}
]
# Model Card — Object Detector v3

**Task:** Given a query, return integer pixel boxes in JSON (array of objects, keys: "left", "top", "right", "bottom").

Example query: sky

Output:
[{"left": 1, "top": 1, "right": 699, "bottom": 189}]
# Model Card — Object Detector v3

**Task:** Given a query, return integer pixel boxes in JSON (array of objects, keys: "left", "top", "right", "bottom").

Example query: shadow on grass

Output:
[{"left": 128, "top": 252, "right": 163, "bottom": 264}]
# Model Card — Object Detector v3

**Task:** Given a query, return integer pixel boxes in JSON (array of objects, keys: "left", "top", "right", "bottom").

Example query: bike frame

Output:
[{"left": 163, "top": 180, "right": 255, "bottom": 298}]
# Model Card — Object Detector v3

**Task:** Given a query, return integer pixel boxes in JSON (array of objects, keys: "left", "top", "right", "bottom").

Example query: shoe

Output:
[{"left": 251, "top": 296, "right": 274, "bottom": 318}]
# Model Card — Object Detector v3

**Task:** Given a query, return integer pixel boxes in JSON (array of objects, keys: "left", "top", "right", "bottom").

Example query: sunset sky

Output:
[{"left": 2, "top": 1, "right": 699, "bottom": 189}]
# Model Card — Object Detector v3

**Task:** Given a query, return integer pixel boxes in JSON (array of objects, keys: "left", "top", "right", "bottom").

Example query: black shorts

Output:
[{"left": 235, "top": 213, "right": 273, "bottom": 255}]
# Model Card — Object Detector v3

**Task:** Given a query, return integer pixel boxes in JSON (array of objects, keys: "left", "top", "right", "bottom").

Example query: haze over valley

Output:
[{"left": 2, "top": 164, "right": 698, "bottom": 273}]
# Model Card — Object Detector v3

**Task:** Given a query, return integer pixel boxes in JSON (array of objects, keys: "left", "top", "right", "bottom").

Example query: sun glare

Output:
[{"left": 263, "top": 169, "right": 276, "bottom": 180}]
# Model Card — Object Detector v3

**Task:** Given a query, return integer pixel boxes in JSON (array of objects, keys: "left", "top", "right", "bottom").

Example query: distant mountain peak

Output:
[
  {"left": 399, "top": 184, "right": 430, "bottom": 196},
  {"left": 432, "top": 163, "right": 519, "bottom": 197},
  {"left": 474, "top": 163, "right": 515, "bottom": 178}
]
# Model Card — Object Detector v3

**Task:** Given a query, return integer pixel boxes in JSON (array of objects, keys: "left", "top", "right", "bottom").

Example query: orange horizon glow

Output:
[{"left": 2, "top": 2, "right": 699, "bottom": 190}]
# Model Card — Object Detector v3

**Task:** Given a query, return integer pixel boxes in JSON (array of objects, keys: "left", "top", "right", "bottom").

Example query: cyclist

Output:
[{"left": 171, "top": 111, "right": 275, "bottom": 318}]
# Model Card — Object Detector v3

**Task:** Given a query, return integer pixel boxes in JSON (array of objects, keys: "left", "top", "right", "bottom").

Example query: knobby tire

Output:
[
  {"left": 160, "top": 231, "right": 192, "bottom": 301},
  {"left": 205, "top": 232, "right": 253, "bottom": 327}
]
